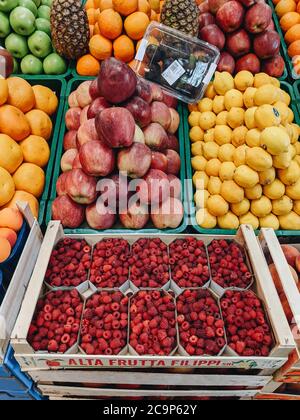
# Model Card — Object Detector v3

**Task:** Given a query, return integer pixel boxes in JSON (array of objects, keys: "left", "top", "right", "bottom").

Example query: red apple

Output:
[
  {"left": 56, "top": 172, "right": 69, "bottom": 196},
  {"left": 143, "top": 123, "right": 169, "bottom": 151},
  {"left": 63, "top": 131, "right": 78, "bottom": 151},
  {"left": 136, "top": 79, "right": 153, "bottom": 103},
  {"left": 89, "top": 78, "right": 100, "bottom": 100},
  {"left": 134, "top": 125, "right": 145, "bottom": 143},
  {"left": 199, "top": 24, "right": 225, "bottom": 50},
  {"left": 0, "top": 48, "right": 13, "bottom": 78},
  {"left": 52, "top": 195, "right": 85, "bottom": 228},
  {"left": 265, "top": 20, "right": 275, "bottom": 31},
  {"left": 119, "top": 201, "right": 149, "bottom": 229},
  {"left": 79, "top": 141, "right": 115, "bottom": 177},
  {"left": 65, "top": 169, "right": 97, "bottom": 204},
  {"left": 85, "top": 200, "right": 116, "bottom": 230},
  {"left": 165, "top": 149, "right": 181, "bottom": 176},
  {"left": 76, "top": 81, "right": 93, "bottom": 108},
  {"left": 151, "top": 101, "right": 171, "bottom": 130},
  {"left": 198, "top": 12, "right": 215, "bottom": 30},
  {"left": 237, "top": 0, "right": 255, "bottom": 7},
  {"left": 168, "top": 108, "right": 180, "bottom": 134},
  {"left": 162, "top": 92, "right": 178, "bottom": 109},
  {"left": 208, "top": 0, "right": 228, "bottom": 14},
  {"left": 151, "top": 152, "right": 168, "bottom": 172},
  {"left": 226, "top": 29, "right": 251, "bottom": 57},
  {"left": 151, "top": 197, "right": 184, "bottom": 229},
  {"left": 235, "top": 53, "right": 260, "bottom": 73},
  {"left": 262, "top": 55, "right": 285, "bottom": 77},
  {"left": 77, "top": 119, "right": 100, "bottom": 147},
  {"left": 216, "top": 1, "right": 244, "bottom": 33},
  {"left": 217, "top": 51, "right": 235, "bottom": 73},
  {"left": 245, "top": 2, "right": 272, "bottom": 34},
  {"left": 68, "top": 92, "right": 80, "bottom": 108},
  {"left": 80, "top": 106, "right": 89, "bottom": 125},
  {"left": 125, "top": 96, "right": 152, "bottom": 128},
  {"left": 61, "top": 149, "right": 78, "bottom": 172},
  {"left": 96, "top": 107, "right": 135, "bottom": 148},
  {"left": 253, "top": 30, "right": 280, "bottom": 59},
  {"left": 117, "top": 143, "right": 151, "bottom": 179},
  {"left": 87, "top": 97, "right": 110, "bottom": 119},
  {"left": 138, "top": 169, "right": 170, "bottom": 205},
  {"left": 168, "top": 174, "right": 182, "bottom": 199},
  {"left": 165, "top": 134, "right": 180, "bottom": 152},
  {"left": 72, "top": 154, "right": 82, "bottom": 169},
  {"left": 198, "top": 0, "right": 209, "bottom": 14},
  {"left": 65, "top": 107, "right": 81, "bottom": 131},
  {"left": 150, "top": 83, "right": 164, "bottom": 102},
  {"left": 100, "top": 173, "right": 128, "bottom": 208}
]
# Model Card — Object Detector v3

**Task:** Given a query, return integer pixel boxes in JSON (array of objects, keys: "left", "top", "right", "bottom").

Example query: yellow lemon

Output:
[
  {"left": 254, "top": 84, "right": 280, "bottom": 106},
  {"left": 191, "top": 156, "right": 207, "bottom": 171},
  {"left": 254, "top": 73, "right": 272, "bottom": 88},
  {"left": 188, "top": 111, "right": 201, "bottom": 127},
  {"left": 243, "top": 87, "right": 257, "bottom": 108},
  {"left": 227, "top": 107, "right": 245, "bottom": 129},
  {"left": 199, "top": 112, "right": 216, "bottom": 130},
  {"left": 224, "top": 89, "right": 244, "bottom": 110},
  {"left": 245, "top": 107, "right": 257, "bottom": 129},
  {"left": 215, "top": 111, "right": 228, "bottom": 125},
  {"left": 234, "top": 71, "right": 254, "bottom": 91},
  {"left": 196, "top": 208, "right": 217, "bottom": 229},
  {"left": 212, "top": 95, "right": 225, "bottom": 114},
  {"left": 214, "top": 125, "right": 232, "bottom": 145},
  {"left": 213, "top": 72, "right": 234, "bottom": 95},
  {"left": 198, "top": 98, "right": 213, "bottom": 112},
  {"left": 239, "top": 212, "right": 259, "bottom": 230},
  {"left": 205, "top": 158, "right": 221, "bottom": 177},
  {"left": 255, "top": 105, "right": 281, "bottom": 130},
  {"left": 259, "top": 214, "right": 280, "bottom": 229},
  {"left": 231, "top": 198, "right": 250, "bottom": 216},
  {"left": 219, "top": 162, "right": 236, "bottom": 181},
  {"left": 190, "top": 126, "right": 204, "bottom": 142},
  {"left": 232, "top": 126, "right": 248, "bottom": 147}
]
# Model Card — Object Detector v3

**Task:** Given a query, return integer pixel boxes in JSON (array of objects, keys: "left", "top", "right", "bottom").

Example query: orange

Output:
[
  {"left": 0, "top": 228, "right": 17, "bottom": 247},
  {"left": 0, "top": 167, "right": 15, "bottom": 206},
  {"left": 0, "top": 134, "right": 23, "bottom": 174},
  {"left": 288, "top": 39, "right": 300, "bottom": 56},
  {"left": 297, "top": 1, "right": 300, "bottom": 13},
  {"left": 99, "top": 0, "right": 113, "bottom": 11},
  {"left": 87, "top": 8, "right": 97, "bottom": 25},
  {"left": 89, "top": 24, "right": 94, "bottom": 37},
  {"left": 113, "top": 35, "right": 135, "bottom": 62},
  {"left": 124, "top": 11, "right": 150, "bottom": 40},
  {"left": 32, "top": 85, "right": 58, "bottom": 116},
  {"left": 0, "top": 78, "right": 8, "bottom": 105},
  {"left": 293, "top": 55, "right": 300, "bottom": 73},
  {"left": 76, "top": 54, "right": 101, "bottom": 76},
  {"left": 85, "top": 0, "right": 95, "bottom": 9},
  {"left": 112, "top": 0, "right": 138, "bottom": 16},
  {"left": 150, "top": 9, "right": 158, "bottom": 21},
  {"left": 94, "top": 23, "right": 100, "bottom": 34},
  {"left": 285, "top": 23, "right": 300, "bottom": 43},
  {"left": 0, "top": 238, "right": 11, "bottom": 263},
  {"left": 280, "top": 12, "right": 300, "bottom": 31},
  {"left": 6, "top": 77, "right": 35, "bottom": 113},
  {"left": 4, "top": 191, "right": 39, "bottom": 219},
  {"left": 25, "top": 110, "right": 53, "bottom": 141},
  {"left": 20, "top": 135, "right": 50, "bottom": 168},
  {"left": 0, "top": 208, "right": 23, "bottom": 232},
  {"left": 13, "top": 163, "right": 45, "bottom": 198},
  {"left": 276, "top": 0, "right": 296, "bottom": 17},
  {"left": 98, "top": 9, "right": 123, "bottom": 40},
  {"left": 138, "top": 0, "right": 151, "bottom": 16},
  {"left": 89, "top": 34, "right": 113, "bottom": 60},
  {"left": 0, "top": 105, "right": 31, "bottom": 142}
]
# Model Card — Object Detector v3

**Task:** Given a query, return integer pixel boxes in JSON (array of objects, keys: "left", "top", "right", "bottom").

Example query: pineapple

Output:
[
  {"left": 160, "top": 0, "right": 200, "bottom": 37},
  {"left": 50, "top": 0, "right": 90, "bottom": 60}
]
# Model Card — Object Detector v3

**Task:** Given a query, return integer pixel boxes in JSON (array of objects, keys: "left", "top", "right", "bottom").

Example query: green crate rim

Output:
[
  {"left": 23, "top": 77, "right": 67, "bottom": 224},
  {"left": 13, "top": 67, "right": 72, "bottom": 80},
  {"left": 185, "top": 81, "right": 300, "bottom": 237},
  {"left": 46, "top": 76, "right": 188, "bottom": 234},
  {"left": 293, "top": 80, "right": 300, "bottom": 117},
  {"left": 268, "top": 0, "right": 297, "bottom": 81}
]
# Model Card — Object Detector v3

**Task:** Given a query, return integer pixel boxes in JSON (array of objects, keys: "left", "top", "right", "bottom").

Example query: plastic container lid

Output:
[{"left": 134, "top": 22, "right": 220, "bottom": 104}]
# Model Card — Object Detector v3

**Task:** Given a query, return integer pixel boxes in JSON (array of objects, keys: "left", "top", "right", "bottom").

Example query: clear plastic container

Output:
[{"left": 134, "top": 22, "right": 220, "bottom": 104}]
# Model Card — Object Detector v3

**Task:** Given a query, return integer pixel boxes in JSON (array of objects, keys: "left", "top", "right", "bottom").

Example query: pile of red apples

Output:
[
  {"left": 52, "top": 58, "right": 183, "bottom": 231},
  {"left": 198, "top": 0, "right": 285, "bottom": 77}
]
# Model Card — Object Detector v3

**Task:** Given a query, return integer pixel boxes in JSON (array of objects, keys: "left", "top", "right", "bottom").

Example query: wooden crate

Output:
[
  {"left": 10, "top": 223, "right": 295, "bottom": 399},
  {"left": 258, "top": 229, "right": 300, "bottom": 386},
  {"left": 0, "top": 203, "right": 43, "bottom": 364}
]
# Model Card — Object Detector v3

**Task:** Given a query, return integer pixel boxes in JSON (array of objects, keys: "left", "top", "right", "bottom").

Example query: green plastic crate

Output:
[
  {"left": 293, "top": 80, "right": 300, "bottom": 120},
  {"left": 46, "top": 76, "right": 188, "bottom": 234},
  {"left": 13, "top": 67, "right": 72, "bottom": 80},
  {"left": 23, "top": 77, "right": 67, "bottom": 225},
  {"left": 267, "top": 0, "right": 297, "bottom": 81},
  {"left": 185, "top": 81, "right": 300, "bottom": 237}
]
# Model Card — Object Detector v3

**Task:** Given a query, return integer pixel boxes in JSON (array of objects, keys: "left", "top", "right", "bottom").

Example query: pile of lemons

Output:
[{"left": 188, "top": 70, "right": 300, "bottom": 231}]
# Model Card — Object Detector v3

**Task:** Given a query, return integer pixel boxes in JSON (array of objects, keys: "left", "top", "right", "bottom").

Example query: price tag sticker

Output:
[{"left": 162, "top": 60, "right": 186, "bottom": 86}]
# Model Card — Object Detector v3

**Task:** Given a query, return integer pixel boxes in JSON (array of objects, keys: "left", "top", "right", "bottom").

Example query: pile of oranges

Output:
[
  {"left": 0, "top": 77, "right": 58, "bottom": 219},
  {"left": 0, "top": 208, "right": 24, "bottom": 263},
  {"left": 273, "top": 0, "right": 300, "bottom": 74},
  {"left": 76, "top": 0, "right": 162, "bottom": 76}
]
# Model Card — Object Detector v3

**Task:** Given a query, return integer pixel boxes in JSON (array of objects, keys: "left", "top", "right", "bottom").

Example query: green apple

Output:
[
  {"left": 13, "top": 57, "right": 19, "bottom": 73},
  {"left": 37, "top": 5, "right": 50, "bottom": 20},
  {"left": 32, "top": 0, "right": 41, "bottom": 6},
  {"left": 0, "top": 0, "right": 18, "bottom": 13},
  {"left": 19, "top": 0, "right": 38, "bottom": 16},
  {"left": 10, "top": 7, "right": 36, "bottom": 36},
  {"left": 35, "top": 17, "right": 50, "bottom": 35},
  {"left": 0, "top": 11, "right": 10, "bottom": 38},
  {"left": 21, "top": 54, "right": 43, "bottom": 74},
  {"left": 5, "top": 33, "right": 28, "bottom": 58},
  {"left": 41, "top": 0, "right": 52, "bottom": 6},
  {"left": 28, "top": 30, "right": 52, "bottom": 58},
  {"left": 43, "top": 53, "right": 66, "bottom": 75}
]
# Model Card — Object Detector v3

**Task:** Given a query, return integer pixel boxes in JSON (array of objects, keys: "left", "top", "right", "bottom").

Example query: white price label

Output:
[{"left": 162, "top": 60, "right": 186, "bottom": 86}]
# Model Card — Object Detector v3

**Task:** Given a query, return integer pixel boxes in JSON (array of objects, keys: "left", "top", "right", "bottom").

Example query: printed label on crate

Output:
[{"left": 16, "top": 355, "right": 286, "bottom": 370}]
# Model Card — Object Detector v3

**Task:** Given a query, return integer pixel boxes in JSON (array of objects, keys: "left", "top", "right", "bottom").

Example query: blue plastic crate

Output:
[{"left": 0, "top": 270, "right": 5, "bottom": 303}]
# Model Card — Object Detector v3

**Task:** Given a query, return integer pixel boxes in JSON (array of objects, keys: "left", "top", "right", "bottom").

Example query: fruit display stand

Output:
[
  {"left": 10, "top": 222, "right": 295, "bottom": 400},
  {"left": 254, "top": 228, "right": 300, "bottom": 399},
  {"left": 0, "top": 203, "right": 44, "bottom": 400},
  {"left": 185, "top": 80, "right": 300, "bottom": 237},
  {"left": 45, "top": 76, "right": 187, "bottom": 234},
  {"left": 22, "top": 77, "right": 67, "bottom": 226}
]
